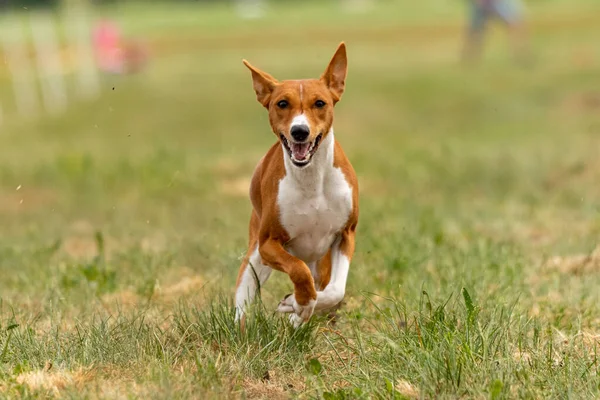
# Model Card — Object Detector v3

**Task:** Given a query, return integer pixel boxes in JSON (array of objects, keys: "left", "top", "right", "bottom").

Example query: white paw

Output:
[
  {"left": 288, "top": 313, "right": 304, "bottom": 328},
  {"left": 277, "top": 294, "right": 316, "bottom": 324},
  {"left": 234, "top": 306, "right": 244, "bottom": 323}
]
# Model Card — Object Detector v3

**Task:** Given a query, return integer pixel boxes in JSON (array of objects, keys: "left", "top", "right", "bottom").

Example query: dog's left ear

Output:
[
  {"left": 320, "top": 42, "right": 347, "bottom": 104},
  {"left": 243, "top": 59, "right": 279, "bottom": 108}
]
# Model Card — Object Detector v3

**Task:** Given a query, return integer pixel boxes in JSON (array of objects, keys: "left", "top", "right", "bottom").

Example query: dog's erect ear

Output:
[
  {"left": 320, "top": 42, "right": 347, "bottom": 104},
  {"left": 243, "top": 60, "right": 278, "bottom": 108}
]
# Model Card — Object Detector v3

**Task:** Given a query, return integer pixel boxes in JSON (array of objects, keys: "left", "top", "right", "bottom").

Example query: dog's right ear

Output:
[
  {"left": 321, "top": 42, "right": 347, "bottom": 104},
  {"left": 243, "top": 60, "right": 278, "bottom": 108}
]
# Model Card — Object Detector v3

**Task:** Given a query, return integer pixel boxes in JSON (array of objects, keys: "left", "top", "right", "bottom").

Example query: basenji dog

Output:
[{"left": 235, "top": 43, "right": 358, "bottom": 328}]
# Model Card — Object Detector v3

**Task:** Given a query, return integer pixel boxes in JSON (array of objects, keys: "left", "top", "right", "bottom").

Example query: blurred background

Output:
[
  {"left": 1, "top": 0, "right": 600, "bottom": 397},
  {"left": 1, "top": 0, "right": 599, "bottom": 328}
]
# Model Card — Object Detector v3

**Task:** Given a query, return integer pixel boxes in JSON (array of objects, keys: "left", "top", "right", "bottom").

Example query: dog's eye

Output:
[
  {"left": 277, "top": 100, "right": 289, "bottom": 109},
  {"left": 314, "top": 100, "right": 326, "bottom": 108}
]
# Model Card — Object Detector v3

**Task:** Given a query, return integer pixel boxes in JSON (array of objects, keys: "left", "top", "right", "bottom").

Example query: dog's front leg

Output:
[
  {"left": 278, "top": 226, "right": 355, "bottom": 315},
  {"left": 259, "top": 237, "right": 317, "bottom": 326}
]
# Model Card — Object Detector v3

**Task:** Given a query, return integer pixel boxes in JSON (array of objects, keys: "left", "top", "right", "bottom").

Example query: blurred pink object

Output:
[
  {"left": 93, "top": 19, "right": 148, "bottom": 74},
  {"left": 93, "top": 19, "right": 124, "bottom": 73}
]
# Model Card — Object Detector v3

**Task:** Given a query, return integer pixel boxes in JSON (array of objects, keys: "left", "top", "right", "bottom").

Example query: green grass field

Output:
[{"left": 1, "top": 0, "right": 600, "bottom": 398}]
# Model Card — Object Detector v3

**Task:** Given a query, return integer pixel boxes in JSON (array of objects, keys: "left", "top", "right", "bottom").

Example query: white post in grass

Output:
[
  {"left": 1, "top": 17, "right": 39, "bottom": 118},
  {"left": 65, "top": 3, "right": 100, "bottom": 100},
  {"left": 342, "top": 0, "right": 372, "bottom": 13},
  {"left": 235, "top": 0, "right": 265, "bottom": 19},
  {"left": 29, "top": 12, "right": 68, "bottom": 116}
]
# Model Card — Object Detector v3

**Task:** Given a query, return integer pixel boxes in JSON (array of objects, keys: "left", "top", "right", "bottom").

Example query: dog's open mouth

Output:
[{"left": 280, "top": 134, "right": 322, "bottom": 167}]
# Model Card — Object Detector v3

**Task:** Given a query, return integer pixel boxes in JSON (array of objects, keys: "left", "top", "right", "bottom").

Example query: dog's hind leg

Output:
[
  {"left": 314, "top": 232, "right": 352, "bottom": 312},
  {"left": 235, "top": 212, "right": 272, "bottom": 327},
  {"left": 235, "top": 245, "right": 272, "bottom": 325}
]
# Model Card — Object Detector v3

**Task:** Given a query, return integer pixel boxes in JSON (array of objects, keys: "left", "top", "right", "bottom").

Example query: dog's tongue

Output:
[{"left": 292, "top": 142, "right": 310, "bottom": 160}]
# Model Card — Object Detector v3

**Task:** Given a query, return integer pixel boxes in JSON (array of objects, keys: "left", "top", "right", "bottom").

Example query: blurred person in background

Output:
[
  {"left": 93, "top": 19, "right": 149, "bottom": 75},
  {"left": 461, "top": 0, "right": 531, "bottom": 65}
]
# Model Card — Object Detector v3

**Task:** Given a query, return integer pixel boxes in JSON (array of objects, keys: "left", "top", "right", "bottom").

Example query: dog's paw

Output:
[
  {"left": 234, "top": 306, "right": 244, "bottom": 322},
  {"left": 277, "top": 293, "right": 295, "bottom": 313},
  {"left": 294, "top": 298, "right": 316, "bottom": 322},
  {"left": 288, "top": 313, "right": 304, "bottom": 328},
  {"left": 277, "top": 294, "right": 316, "bottom": 324}
]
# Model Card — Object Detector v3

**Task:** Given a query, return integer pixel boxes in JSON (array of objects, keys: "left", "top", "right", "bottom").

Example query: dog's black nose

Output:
[{"left": 290, "top": 125, "right": 310, "bottom": 142}]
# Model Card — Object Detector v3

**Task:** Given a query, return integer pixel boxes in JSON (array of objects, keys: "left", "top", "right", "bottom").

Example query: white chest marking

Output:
[{"left": 277, "top": 131, "right": 353, "bottom": 263}]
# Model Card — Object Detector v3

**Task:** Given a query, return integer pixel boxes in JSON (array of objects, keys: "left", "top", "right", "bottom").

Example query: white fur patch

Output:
[
  {"left": 278, "top": 131, "right": 353, "bottom": 263},
  {"left": 234, "top": 246, "right": 272, "bottom": 322},
  {"left": 290, "top": 113, "right": 309, "bottom": 129},
  {"left": 280, "top": 297, "right": 317, "bottom": 327},
  {"left": 315, "top": 252, "right": 349, "bottom": 311}
]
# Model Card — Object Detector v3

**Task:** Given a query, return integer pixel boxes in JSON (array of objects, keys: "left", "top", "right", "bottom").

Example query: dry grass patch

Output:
[
  {"left": 395, "top": 379, "right": 420, "bottom": 399},
  {"left": 101, "top": 289, "right": 142, "bottom": 310},
  {"left": 92, "top": 378, "right": 146, "bottom": 400},
  {"left": 0, "top": 186, "right": 57, "bottom": 214},
  {"left": 241, "top": 369, "right": 302, "bottom": 400},
  {"left": 140, "top": 231, "right": 168, "bottom": 254},
  {"left": 58, "top": 220, "right": 120, "bottom": 261},
  {"left": 16, "top": 366, "right": 94, "bottom": 397},
  {"left": 241, "top": 378, "right": 290, "bottom": 400},
  {"left": 98, "top": 266, "right": 206, "bottom": 318},
  {"left": 154, "top": 266, "right": 206, "bottom": 302},
  {"left": 544, "top": 244, "right": 600, "bottom": 275},
  {"left": 512, "top": 350, "right": 532, "bottom": 364},
  {"left": 213, "top": 154, "right": 262, "bottom": 176},
  {"left": 219, "top": 177, "right": 251, "bottom": 198},
  {"left": 554, "top": 329, "right": 600, "bottom": 358},
  {"left": 560, "top": 90, "right": 600, "bottom": 116},
  {"left": 158, "top": 275, "right": 205, "bottom": 300}
]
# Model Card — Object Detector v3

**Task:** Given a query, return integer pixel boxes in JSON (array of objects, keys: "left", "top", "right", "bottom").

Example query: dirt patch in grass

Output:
[
  {"left": 59, "top": 222, "right": 172, "bottom": 261},
  {"left": 512, "top": 350, "right": 533, "bottom": 364},
  {"left": 544, "top": 244, "right": 600, "bottom": 275},
  {"left": 0, "top": 186, "right": 57, "bottom": 214},
  {"left": 140, "top": 232, "right": 168, "bottom": 254},
  {"left": 552, "top": 329, "right": 600, "bottom": 363},
  {"left": 58, "top": 220, "right": 121, "bottom": 261},
  {"left": 213, "top": 154, "right": 261, "bottom": 176},
  {"left": 158, "top": 275, "right": 205, "bottom": 299},
  {"left": 242, "top": 379, "right": 289, "bottom": 400},
  {"left": 241, "top": 370, "right": 300, "bottom": 400},
  {"left": 60, "top": 236, "right": 117, "bottom": 260},
  {"left": 395, "top": 379, "right": 420, "bottom": 399},
  {"left": 93, "top": 378, "right": 144, "bottom": 400},
  {"left": 219, "top": 177, "right": 251, "bottom": 198},
  {"left": 560, "top": 90, "right": 600, "bottom": 116},
  {"left": 578, "top": 331, "right": 600, "bottom": 356},
  {"left": 100, "top": 267, "right": 205, "bottom": 313},
  {"left": 156, "top": 266, "right": 206, "bottom": 298},
  {"left": 16, "top": 366, "right": 93, "bottom": 396},
  {"left": 101, "top": 289, "right": 141, "bottom": 310}
]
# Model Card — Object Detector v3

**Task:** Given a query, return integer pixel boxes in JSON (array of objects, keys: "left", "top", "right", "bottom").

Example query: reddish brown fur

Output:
[{"left": 236, "top": 43, "right": 358, "bottom": 322}]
